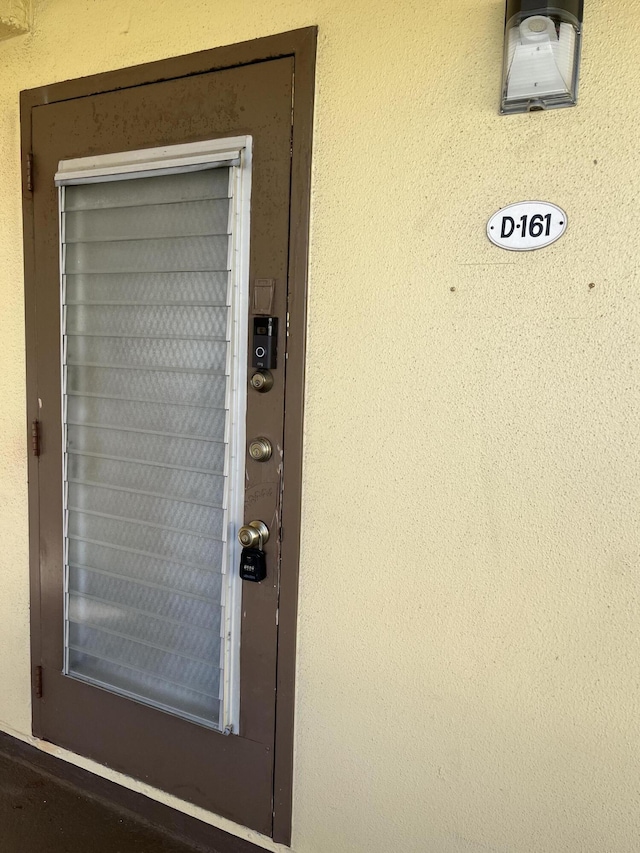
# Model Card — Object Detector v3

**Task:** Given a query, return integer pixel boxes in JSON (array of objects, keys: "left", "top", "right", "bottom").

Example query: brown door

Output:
[{"left": 24, "top": 49, "right": 302, "bottom": 837}]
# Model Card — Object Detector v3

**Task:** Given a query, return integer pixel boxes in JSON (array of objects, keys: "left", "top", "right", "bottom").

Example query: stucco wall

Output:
[
  {"left": 1, "top": 1, "right": 639, "bottom": 851},
  {"left": 0, "top": 0, "right": 30, "bottom": 39}
]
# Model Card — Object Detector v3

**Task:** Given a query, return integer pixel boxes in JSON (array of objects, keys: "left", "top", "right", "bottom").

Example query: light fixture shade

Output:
[{"left": 501, "top": 0, "right": 584, "bottom": 114}]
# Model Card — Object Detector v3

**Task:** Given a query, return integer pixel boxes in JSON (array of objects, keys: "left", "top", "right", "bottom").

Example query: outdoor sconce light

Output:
[{"left": 501, "top": 0, "right": 584, "bottom": 114}]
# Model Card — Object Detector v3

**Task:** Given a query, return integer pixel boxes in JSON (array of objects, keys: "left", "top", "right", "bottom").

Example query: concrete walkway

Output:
[
  {"left": 0, "top": 736, "right": 212, "bottom": 853},
  {"left": 0, "top": 748, "right": 206, "bottom": 852}
]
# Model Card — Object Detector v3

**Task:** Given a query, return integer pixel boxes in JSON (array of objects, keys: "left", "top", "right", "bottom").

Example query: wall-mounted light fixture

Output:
[{"left": 501, "top": 0, "right": 584, "bottom": 114}]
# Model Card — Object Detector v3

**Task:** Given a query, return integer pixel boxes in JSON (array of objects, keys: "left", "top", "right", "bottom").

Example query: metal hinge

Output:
[
  {"left": 34, "top": 666, "right": 43, "bottom": 699},
  {"left": 31, "top": 419, "right": 40, "bottom": 457},
  {"left": 26, "top": 152, "right": 34, "bottom": 193}
]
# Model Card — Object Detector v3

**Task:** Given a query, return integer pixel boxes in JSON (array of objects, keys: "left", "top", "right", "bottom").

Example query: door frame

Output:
[{"left": 21, "top": 27, "right": 316, "bottom": 845}]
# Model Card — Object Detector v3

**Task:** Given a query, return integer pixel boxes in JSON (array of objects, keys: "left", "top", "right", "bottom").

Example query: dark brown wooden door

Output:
[{"left": 27, "top": 57, "right": 293, "bottom": 835}]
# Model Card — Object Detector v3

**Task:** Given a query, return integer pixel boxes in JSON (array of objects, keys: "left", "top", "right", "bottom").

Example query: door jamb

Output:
[{"left": 21, "top": 26, "right": 316, "bottom": 846}]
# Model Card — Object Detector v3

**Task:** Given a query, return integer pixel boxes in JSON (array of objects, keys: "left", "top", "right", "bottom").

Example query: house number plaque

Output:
[{"left": 487, "top": 201, "right": 568, "bottom": 251}]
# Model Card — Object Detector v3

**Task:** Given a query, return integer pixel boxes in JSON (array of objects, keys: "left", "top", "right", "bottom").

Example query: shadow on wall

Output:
[{"left": 0, "top": 0, "right": 30, "bottom": 41}]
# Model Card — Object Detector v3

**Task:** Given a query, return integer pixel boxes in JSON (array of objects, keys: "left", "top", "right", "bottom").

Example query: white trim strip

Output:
[{"left": 56, "top": 138, "right": 246, "bottom": 185}]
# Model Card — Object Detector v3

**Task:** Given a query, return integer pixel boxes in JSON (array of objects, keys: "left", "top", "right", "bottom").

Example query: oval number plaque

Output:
[{"left": 487, "top": 201, "right": 567, "bottom": 252}]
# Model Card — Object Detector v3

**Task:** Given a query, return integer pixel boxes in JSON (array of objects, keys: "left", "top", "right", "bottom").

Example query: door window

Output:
[{"left": 58, "top": 141, "right": 252, "bottom": 733}]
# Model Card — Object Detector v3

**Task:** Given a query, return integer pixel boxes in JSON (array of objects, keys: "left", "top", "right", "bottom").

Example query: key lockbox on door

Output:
[{"left": 240, "top": 547, "right": 267, "bottom": 582}]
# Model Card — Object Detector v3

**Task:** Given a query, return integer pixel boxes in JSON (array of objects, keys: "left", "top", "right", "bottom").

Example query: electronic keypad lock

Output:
[{"left": 252, "top": 317, "right": 278, "bottom": 370}]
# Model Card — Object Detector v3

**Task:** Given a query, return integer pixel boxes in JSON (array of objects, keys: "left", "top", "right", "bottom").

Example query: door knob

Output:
[
  {"left": 248, "top": 437, "right": 272, "bottom": 462},
  {"left": 237, "top": 520, "right": 270, "bottom": 549},
  {"left": 250, "top": 370, "right": 273, "bottom": 393}
]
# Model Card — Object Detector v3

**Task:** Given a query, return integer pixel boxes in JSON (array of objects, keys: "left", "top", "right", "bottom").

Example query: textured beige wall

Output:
[
  {"left": 1, "top": 1, "right": 639, "bottom": 851},
  {"left": 0, "top": 0, "right": 30, "bottom": 39}
]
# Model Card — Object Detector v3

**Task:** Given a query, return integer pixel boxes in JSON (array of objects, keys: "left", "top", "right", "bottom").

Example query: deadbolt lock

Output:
[
  {"left": 248, "top": 437, "right": 272, "bottom": 462},
  {"left": 250, "top": 370, "right": 273, "bottom": 393},
  {"left": 237, "top": 520, "right": 270, "bottom": 549}
]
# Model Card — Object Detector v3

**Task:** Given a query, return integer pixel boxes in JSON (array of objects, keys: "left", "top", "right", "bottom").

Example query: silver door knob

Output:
[
  {"left": 237, "top": 520, "right": 270, "bottom": 549},
  {"left": 250, "top": 370, "right": 273, "bottom": 393},
  {"left": 248, "top": 437, "right": 272, "bottom": 462}
]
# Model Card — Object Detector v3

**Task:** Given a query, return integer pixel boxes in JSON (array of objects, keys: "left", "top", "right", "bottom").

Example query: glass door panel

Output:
[{"left": 59, "top": 163, "right": 247, "bottom": 731}]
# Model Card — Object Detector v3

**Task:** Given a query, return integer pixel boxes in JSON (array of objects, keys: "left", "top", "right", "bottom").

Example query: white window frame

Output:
[{"left": 55, "top": 136, "right": 253, "bottom": 734}]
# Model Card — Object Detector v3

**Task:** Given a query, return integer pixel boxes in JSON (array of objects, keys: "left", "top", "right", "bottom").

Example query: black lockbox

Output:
[{"left": 239, "top": 547, "right": 267, "bottom": 582}]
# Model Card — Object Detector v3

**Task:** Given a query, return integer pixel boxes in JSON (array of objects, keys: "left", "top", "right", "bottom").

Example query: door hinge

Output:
[
  {"left": 34, "top": 665, "right": 43, "bottom": 699},
  {"left": 31, "top": 419, "right": 40, "bottom": 457},
  {"left": 26, "top": 152, "right": 34, "bottom": 194}
]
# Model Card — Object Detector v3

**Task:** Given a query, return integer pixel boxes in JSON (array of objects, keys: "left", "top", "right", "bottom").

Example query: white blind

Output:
[{"left": 61, "top": 167, "right": 240, "bottom": 729}]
